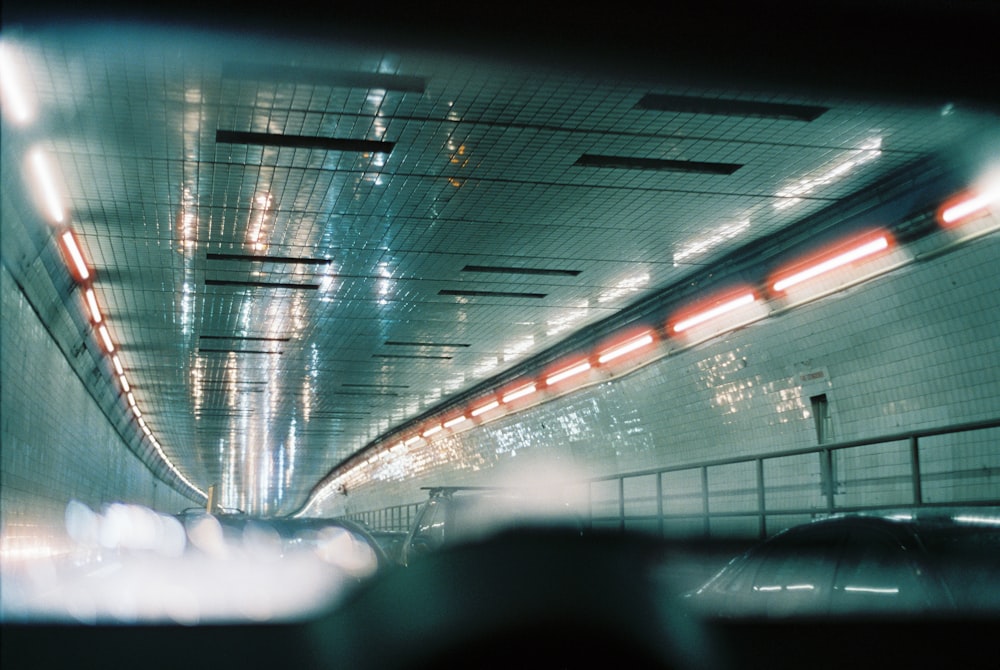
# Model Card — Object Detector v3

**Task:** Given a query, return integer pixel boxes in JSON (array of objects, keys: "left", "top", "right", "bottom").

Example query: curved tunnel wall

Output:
[
  {"left": 318, "top": 229, "right": 1000, "bottom": 521},
  {"left": 1, "top": 263, "right": 196, "bottom": 554}
]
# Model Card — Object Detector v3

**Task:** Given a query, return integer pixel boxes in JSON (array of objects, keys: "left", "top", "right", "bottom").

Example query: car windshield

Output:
[{"left": 2, "top": 2, "right": 999, "bottom": 668}]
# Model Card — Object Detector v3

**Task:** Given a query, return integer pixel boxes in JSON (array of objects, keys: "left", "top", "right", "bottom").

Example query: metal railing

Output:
[{"left": 348, "top": 418, "right": 1000, "bottom": 539}]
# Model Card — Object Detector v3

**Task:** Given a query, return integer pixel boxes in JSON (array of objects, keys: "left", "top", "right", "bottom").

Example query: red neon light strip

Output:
[{"left": 771, "top": 232, "right": 891, "bottom": 293}]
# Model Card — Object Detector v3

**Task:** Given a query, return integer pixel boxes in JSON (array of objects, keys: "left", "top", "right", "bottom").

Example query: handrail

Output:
[{"left": 347, "top": 418, "right": 1000, "bottom": 537}]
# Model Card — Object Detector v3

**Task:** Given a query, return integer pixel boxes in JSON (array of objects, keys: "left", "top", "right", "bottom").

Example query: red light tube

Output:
[
  {"left": 98, "top": 323, "right": 115, "bottom": 352},
  {"left": 471, "top": 400, "right": 500, "bottom": 417},
  {"left": 938, "top": 188, "right": 999, "bottom": 228},
  {"left": 443, "top": 415, "right": 468, "bottom": 429},
  {"left": 60, "top": 230, "right": 91, "bottom": 282},
  {"left": 670, "top": 290, "right": 757, "bottom": 334},
  {"left": 597, "top": 331, "right": 654, "bottom": 364},
  {"left": 84, "top": 287, "right": 102, "bottom": 323},
  {"left": 502, "top": 383, "right": 536, "bottom": 403},
  {"left": 545, "top": 361, "right": 591, "bottom": 386},
  {"left": 770, "top": 231, "right": 892, "bottom": 294}
]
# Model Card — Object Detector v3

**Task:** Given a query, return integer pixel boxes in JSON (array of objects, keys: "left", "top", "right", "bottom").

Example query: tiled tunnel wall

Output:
[
  {"left": 325, "top": 231, "right": 1000, "bottom": 532},
  {"left": 1, "top": 264, "right": 195, "bottom": 555}
]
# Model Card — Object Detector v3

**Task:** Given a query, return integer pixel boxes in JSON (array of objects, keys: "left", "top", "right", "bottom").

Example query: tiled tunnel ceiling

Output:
[{"left": 4, "top": 6, "right": 998, "bottom": 515}]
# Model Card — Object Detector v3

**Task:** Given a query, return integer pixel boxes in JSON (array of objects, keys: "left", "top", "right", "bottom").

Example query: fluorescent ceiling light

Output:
[
  {"left": 597, "top": 332, "right": 654, "bottom": 364},
  {"left": 404, "top": 435, "right": 422, "bottom": 446},
  {"left": 120, "top": 375, "right": 130, "bottom": 393},
  {"left": 98, "top": 324, "right": 115, "bottom": 352},
  {"left": 60, "top": 230, "right": 90, "bottom": 281},
  {"left": 939, "top": 187, "right": 1000, "bottom": 226},
  {"left": 0, "top": 43, "right": 33, "bottom": 124},
  {"left": 84, "top": 288, "right": 102, "bottom": 323},
  {"left": 470, "top": 400, "right": 499, "bottom": 417},
  {"left": 672, "top": 292, "right": 757, "bottom": 333},
  {"left": 545, "top": 361, "right": 591, "bottom": 386},
  {"left": 112, "top": 355, "right": 124, "bottom": 375},
  {"left": 502, "top": 384, "right": 536, "bottom": 403},
  {"left": 30, "top": 149, "right": 64, "bottom": 223},
  {"left": 772, "top": 234, "right": 890, "bottom": 292},
  {"left": 443, "top": 415, "right": 468, "bottom": 428},
  {"left": 422, "top": 425, "right": 443, "bottom": 438}
]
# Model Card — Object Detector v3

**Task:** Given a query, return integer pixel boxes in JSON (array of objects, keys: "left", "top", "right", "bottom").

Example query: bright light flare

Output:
[
  {"left": 938, "top": 187, "right": 1000, "bottom": 227},
  {"left": 0, "top": 42, "right": 34, "bottom": 124},
  {"left": 670, "top": 290, "right": 757, "bottom": 334},
  {"left": 98, "top": 323, "right": 115, "bottom": 352},
  {"left": 29, "top": 149, "right": 65, "bottom": 223},
  {"left": 60, "top": 230, "right": 90, "bottom": 281},
  {"left": 470, "top": 400, "right": 500, "bottom": 417},
  {"left": 502, "top": 383, "right": 536, "bottom": 403},
  {"left": 597, "top": 331, "right": 654, "bottom": 364},
  {"left": 545, "top": 361, "right": 591, "bottom": 386},
  {"left": 84, "top": 287, "right": 103, "bottom": 323},
  {"left": 770, "top": 232, "right": 892, "bottom": 293}
]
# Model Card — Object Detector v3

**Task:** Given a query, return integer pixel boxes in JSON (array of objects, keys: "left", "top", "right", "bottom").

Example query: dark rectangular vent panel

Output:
[
  {"left": 222, "top": 63, "right": 427, "bottom": 93},
  {"left": 207, "top": 253, "right": 331, "bottom": 265},
  {"left": 216, "top": 130, "right": 394, "bottom": 154},
  {"left": 342, "top": 383, "right": 411, "bottom": 389},
  {"left": 635, "top": 93, "right": 828, "bottom": 122},
  {"left": 373, "top": 354, "right": 454, "bottom": 360},
  {"left": 385, "top": 341, "right": 471, "bottom": 348},
  {"left": 574, "top": 154, "right": 741, "bottom": 175},
  {"left": 439, "top": 289, "right": 547, "bottom": 299},
  {"left": 200, "top": 335, "right": 291, "bottom": 342},
  {"left": 197, "top": 348, "right": 283, "bottom": 355},
  {"left": 205, "top": 279, "right": 320, "bottom": 290},
  {"left": 461, "top": 265, "right": 581, "bottom": 277}
]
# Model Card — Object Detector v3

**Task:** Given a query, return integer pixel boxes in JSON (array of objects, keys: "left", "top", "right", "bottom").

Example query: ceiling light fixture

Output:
[
  {"left": 770, "top": 231, "right": 892, "bottom": 293},
  {"left": 597, "top": 332, "right": 654, "bottom": 364},
  {"left": 502, "top": 383, "right": 536, "bottom": 403},
  {"left": 29, "top": 149, "right": 64, "bottom": 223},
  {"left": 938, "top": 186, "right": 1000, "bottom": 227},
  {"left": 84, "top": 287, "right": 102, "bottom": 323},
  {"left": 470, "top": 400, "right": 499, "bottom": 417},
  {"left": 98, "top": 323, "right": 115, "bottom": 352},
  {"left": 60, "top": 230, "right": 90, "bottom": 281},
  {"left": 422, "top": 425, "right": 443, "bottom": 438},
  {"left": 443, "top": 415, "right": 468, "bottom": 429},
  {"left": 545, "top": 361, "right": 592, "bottom": 386},
  {"left": 0, "top": 42, "right": 33, "bottom": 124},
  {"left": 670, "top": 291, "right": 757, "bottom": 334}
]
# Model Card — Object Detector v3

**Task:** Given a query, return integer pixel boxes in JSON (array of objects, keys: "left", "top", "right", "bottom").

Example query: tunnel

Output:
[{"left": 2, "top": 2, "right": 1000, "bottom": 669}]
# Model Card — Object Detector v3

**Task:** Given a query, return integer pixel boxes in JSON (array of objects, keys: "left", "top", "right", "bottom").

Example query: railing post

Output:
[
  {"left": 910, "top": 435, "right": 923, "bottom": 505},
  {"left": 756, "top": 457, "right": 766, "bottom": 539},
  {"left": 821, "top": 448, "right": 835, "bottom": 514},
  {"left": 618, "top": 476, "right": 626, "bottom": 533},
  {"left": 656, "top": 472, "right": 664, "bottom": 538},
  {"left": 701, "top": 466, "right": 710, "bottom": 538}
]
